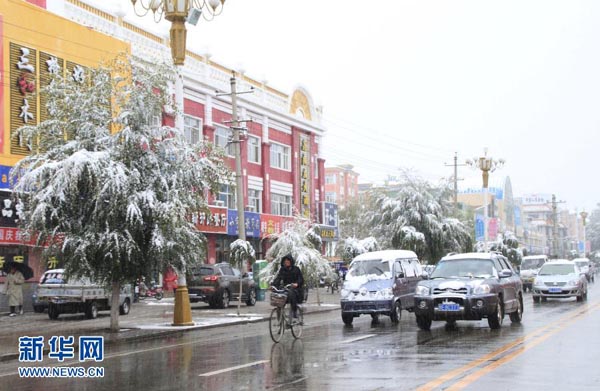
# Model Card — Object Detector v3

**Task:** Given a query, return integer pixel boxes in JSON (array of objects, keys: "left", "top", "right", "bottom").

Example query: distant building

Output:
[{"left": 325, "top": 165, "right": 359, "bottom": 208}]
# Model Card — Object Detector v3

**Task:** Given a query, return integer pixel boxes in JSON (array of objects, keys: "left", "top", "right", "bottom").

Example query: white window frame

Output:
[
  {"left": 214, "top": 126, "right": 234, "bottom": 156},
  {"left": 217, "top": 184, "right": 236, "bottom": 209},
  {"left": 271, "top": 193, "right": 292, "bottom": 216},
  {"left": 184, "top": 115, "right": 202, "bottom": 145},
  {"left": 270, "top": 142, "right": 291, "bottom": 171},
  {"left": 325, "top": 175, "right": 336, "bottom": 185},
  {"left": 247, "top": 135, "right": 261, "bottom": 164},
  {"left": 325, "top": 192, "right": 336, "bottom": 203},
  {"left": 248, "top": 188, "right": 262, "bottom": 213}
]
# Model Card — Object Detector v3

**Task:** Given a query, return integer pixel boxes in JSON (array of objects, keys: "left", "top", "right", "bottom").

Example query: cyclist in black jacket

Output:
[{"left": 271, "top": 254, "right": 304, "bottom": 319}]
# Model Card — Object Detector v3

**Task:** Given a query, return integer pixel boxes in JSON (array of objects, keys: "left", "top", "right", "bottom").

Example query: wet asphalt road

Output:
[{"left": 2, "top": 285, "right": 600, "bottom": 391}]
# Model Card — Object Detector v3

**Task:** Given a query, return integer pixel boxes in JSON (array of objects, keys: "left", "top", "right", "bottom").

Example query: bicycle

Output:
[{"left": 269, "top": 285, "right": 304, "bottom": 343}]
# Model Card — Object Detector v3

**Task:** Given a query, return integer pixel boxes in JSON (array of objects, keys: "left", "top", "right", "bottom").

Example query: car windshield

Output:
[
  {"left": 193, "top": 267, "right": 215, "bottom": 277},
  {"left": 430, "top": 259, "right": 495, "bottom": 279},
  {"left": 41, "top": 272, "right": 65, "bottom": 284},
  {"left": 348, "top": 259, "right": 390, "bottom": 277},
  {"left": 539, "top": 264, "right": 575, "bottom": 275},
  {"left": 522, "top": 258, "right": 545, "bottom": 269},
  {"left": 575, "top": 261, "right": 588, "bottom": 269}
]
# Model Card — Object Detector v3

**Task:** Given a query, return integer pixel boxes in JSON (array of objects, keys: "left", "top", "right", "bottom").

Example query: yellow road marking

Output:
[
  {"left": 415, "top": 301, "right": 600, "bottom": 391},
  {"left": 445, "top": 302, "right": 600, "bottom": 390}
]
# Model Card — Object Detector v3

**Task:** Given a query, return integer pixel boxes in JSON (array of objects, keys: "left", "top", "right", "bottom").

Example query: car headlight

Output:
[
  {"left": 568, "top": 280, "right": 578, "bottom": 286},
  {"left": 341, "top": 289, "right": 349, "bottom": 298},
  {"left": 415, "top": 285, "right": 430, "bottom": 296},
  {"left": 473, "top": 284, "right": 491, "bottom": 294}
]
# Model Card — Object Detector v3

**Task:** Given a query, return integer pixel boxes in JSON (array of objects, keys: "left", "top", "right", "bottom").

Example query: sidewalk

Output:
[{"left": 0, "top": 289, "right": 341, "bottom": 362}]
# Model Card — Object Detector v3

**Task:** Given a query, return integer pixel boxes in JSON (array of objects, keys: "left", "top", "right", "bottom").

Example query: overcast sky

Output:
[{"left": 103, "top": 0, "right": 599, "bottom": 212}]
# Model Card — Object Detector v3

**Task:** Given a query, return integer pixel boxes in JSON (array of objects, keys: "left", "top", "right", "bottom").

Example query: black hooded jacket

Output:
[{"left": 272, "top": 255, "right": 304, "bottom": 289}]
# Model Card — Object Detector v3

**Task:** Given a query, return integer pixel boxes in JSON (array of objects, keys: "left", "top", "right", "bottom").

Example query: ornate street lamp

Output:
[
  {"left": 131, "top": 0, "right": 225, "bottom": 326},
  {"left": 467, "top": 148, "right": 505, "bottom": 250},
  {"left": 131, "top": 0, "right": 225, "bottom": 65}
]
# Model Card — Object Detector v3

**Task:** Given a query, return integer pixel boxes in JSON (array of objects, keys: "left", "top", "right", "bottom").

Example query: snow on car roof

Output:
[
  {"left": 571, "top": 258, "right": 590, "bottom": 262},
  {"left": 441, "top": 252, "right": 497, "bottom": 261},
  {"left": 523, "top": 255, "right": 548, "bottom": 260},
  {"left": 546, "top": 259, "right": 573, "bottom": 264},
  {"left": 352, "top": 250, "right": 418, "bottom": 261}
]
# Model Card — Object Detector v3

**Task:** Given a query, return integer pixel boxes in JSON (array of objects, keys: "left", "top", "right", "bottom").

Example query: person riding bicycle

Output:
[{"left": 271, "top": 254, "right": 304, "bottom": 320}]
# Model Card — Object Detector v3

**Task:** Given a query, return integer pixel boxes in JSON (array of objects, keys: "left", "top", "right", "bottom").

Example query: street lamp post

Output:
[
  {"left": 467, "top": 148, "right": 504, "bottom": 251},
  {"left": 581, "top": 211, "right": 588, "bottom": 256},
  {"left": 131, "top": 0, "right": 225, "bottom": 326}
]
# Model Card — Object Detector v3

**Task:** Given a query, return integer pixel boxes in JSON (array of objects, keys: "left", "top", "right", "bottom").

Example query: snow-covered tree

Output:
[
  {"left": 229, "top": 239, "right": 256, "bottom": 315},
  {"left": 586, "top": 204, "right": 600, "bottom": 252},
  {"left": 365, "top": 173, "right": 472, "bottom": 263},
  {"left": 337, "top": 236, "right": 380, "bottom": 262},
  {"left": 481, "top": 231, "right": 523, "bottom": 266},
  {"left": 11, "top": 55, "right": 230, "bottom": 330},
  {"left": 261, "top": 218, "right": 335, "bottom": 305}
]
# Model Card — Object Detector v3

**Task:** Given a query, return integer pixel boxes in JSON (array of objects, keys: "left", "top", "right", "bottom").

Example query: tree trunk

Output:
[
  {"left": 237, "top": 275, "right": 243, "bottom": 316},
  {"left": 110, "top": 280, "right": 121, "bottom": 332},
  {"left": 316, "top": 283, "right": 321, "bottom": 306}
]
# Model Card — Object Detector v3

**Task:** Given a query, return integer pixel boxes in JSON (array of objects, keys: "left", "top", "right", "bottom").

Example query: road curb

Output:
[{"left": 0, "top": 304, "right": 340, "bottom": 363}]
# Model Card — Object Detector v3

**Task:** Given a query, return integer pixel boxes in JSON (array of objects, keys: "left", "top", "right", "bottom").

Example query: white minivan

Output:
[{"left": 340, "top": 250, "right": 424, "bottom": 325}]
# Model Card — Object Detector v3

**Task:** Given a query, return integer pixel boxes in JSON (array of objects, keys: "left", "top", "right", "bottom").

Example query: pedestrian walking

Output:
[{"left": 6, "top": 265, "right": 25, "bottom": 316}]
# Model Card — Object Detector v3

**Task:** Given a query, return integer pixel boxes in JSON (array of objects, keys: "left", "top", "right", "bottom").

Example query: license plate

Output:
[
  {"left": 439, "top": 303, "right": 460, "bottom": 311},
  {"left": 548, "top": 287, "right": 562, "bottom": 293}
]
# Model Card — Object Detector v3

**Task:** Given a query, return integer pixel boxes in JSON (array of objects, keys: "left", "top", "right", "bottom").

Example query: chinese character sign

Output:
[
  {"left": 193, "top": 207, "right": 228, "bottom": 234},
  {"left": 227, "top": 210, "right": 261, "bottom": 238},
  {"left": 322, "top": 202, "right": 338, "bottom": 227},
  {"left": 299, "top": 135, "right": 311, "bottom": 219}
]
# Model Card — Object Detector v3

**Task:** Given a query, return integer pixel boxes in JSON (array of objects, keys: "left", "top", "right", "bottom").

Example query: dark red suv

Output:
[{"left": 187, "top": 263, "right": 256, "bottom": 309}]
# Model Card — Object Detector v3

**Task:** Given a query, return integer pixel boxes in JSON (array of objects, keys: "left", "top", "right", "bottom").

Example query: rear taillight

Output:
[{"left": 203, "top": 275, "right": 219, "bottom": 282}]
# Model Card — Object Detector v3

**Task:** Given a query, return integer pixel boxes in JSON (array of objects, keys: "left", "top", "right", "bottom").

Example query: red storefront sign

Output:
[
  {"left": 260, "top": 214, "right": 295, "bottom": 237},
  {"left": 193, "top": 206, "right": 228, "bottom": 234},
  {"left": 0, "top": 227, "right": 36, "bottom": 245}
]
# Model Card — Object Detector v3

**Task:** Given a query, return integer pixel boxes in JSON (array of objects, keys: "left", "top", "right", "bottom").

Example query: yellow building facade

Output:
[{"left": 0, "top": 0, "right": 128, "bottom": 298}]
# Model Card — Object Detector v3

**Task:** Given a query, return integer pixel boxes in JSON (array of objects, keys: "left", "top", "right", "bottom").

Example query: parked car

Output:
[
  {"left": 520, "top": 255, "right": 548, "bottom": 292},
  {"left": 414, "top": 252, "right": 523, "bottom": 330},
  {"left": 340, "top": 250, "right": 424, "bottom": 325},
  {"left": 187, "top": 263, "right": 256, "bottom": 309},
  {"left": 36, "top": 269, "right": 132, "bottom": 320},
  {"left": 572, "top": 258, "right": 594, "bottom": 283},
  {"left": 532, "top": 260, "right": 588, "bottom": 302}
]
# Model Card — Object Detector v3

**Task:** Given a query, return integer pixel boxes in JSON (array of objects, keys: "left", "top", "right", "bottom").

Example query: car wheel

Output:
[
  {"left": 219, "top": 290, "right": 230, "bottom": 309},
  {"left": 85, "top": 301, "right": 98, "bottom": 319},
  {"left": 390, "top": 301, "right": 402, "bottom": 324},
  {"left": 509, "top": 295, "right": 523, "bottom": 323},
  {"left": 33, "top": 305, "right": 45, "bottom": 313},
  {"left": 416, "top": 314, "right": 432, "bottom": 331},
  {"left": 155, "top": 292, "right": 163, "bottom": 301},
  {"left": 370, "top": 313, "right": 380, "bottom": 323},
  {"left": 342, "top": 313, "right": 354, "bottom": 326},
  {"left": 488, "top": 299, "right": 504, "bottom": 329},
  {"left": 119, "top": 299, "right": 130, "bottom": 315},
  {"left": 246, "top": 289, "right": 257, "bottom": 306},
  {"left": 48, "top": 304, "right": 60, "bottom": 320}
]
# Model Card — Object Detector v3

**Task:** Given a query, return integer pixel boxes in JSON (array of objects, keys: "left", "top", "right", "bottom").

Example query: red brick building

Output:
[{"left": 325, "top": 165, "right": 360, "bottom": 208}]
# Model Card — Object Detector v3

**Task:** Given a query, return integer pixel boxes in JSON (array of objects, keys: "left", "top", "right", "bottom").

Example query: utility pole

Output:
[
  {"left": 549, "top": 194, "right": 566, "bottom": 258},
  {"left": 218, "top": 72, "right": 254, "bottom": 316},
  {"left": 445, "top": 152, "right": 466, "bottom": 209}
]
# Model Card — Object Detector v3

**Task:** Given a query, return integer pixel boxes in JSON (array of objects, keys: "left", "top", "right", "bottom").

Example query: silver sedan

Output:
[{"left": 532, "top": 260, "right": 588, "bottom": 303}]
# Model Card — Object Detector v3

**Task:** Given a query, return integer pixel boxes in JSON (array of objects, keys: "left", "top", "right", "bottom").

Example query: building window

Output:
[
  {"left": 215, "top": 127, "right": 234, "bottom": 156},
  {"left": 271, "top": 193, "right": 292, "bottom": 216},
  {"left": 247, "top": 135, "right": 261, "bottom": 164},
  {"left": 270, "top": 143, "right": 290, "bottom": 171},
  {"left": 248, "top": 189, "right": 262, "bottom": 213},
  {"left": 325, "top": 175, "right": 336, "bottom": 185},
  {"left": 184, "top": 115, "right": 202, "bottom": 145},
  {"left": 325, "top": 192, "right": 336, "bottom": 203},
  {"left": 217, "top": 184, "right": 236, "bottom": 209}
]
